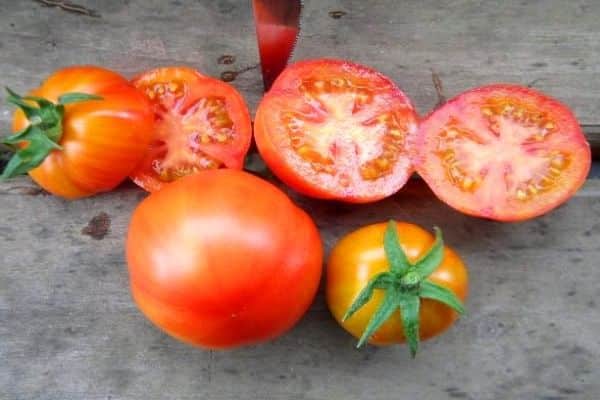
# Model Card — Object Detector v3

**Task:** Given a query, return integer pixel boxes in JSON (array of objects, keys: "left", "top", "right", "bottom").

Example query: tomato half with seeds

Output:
[
  {"left": 130, "top": 67, "right": 252, "bottom": 192},
  {"left": 126, "top": 169, "right": 323, "bottom": 349},
  {"left": 411, "top": 84, "right": 591, "bottom": 221},
  {"left": 254, "top": 59, "right": 419, "bottom": 203}
]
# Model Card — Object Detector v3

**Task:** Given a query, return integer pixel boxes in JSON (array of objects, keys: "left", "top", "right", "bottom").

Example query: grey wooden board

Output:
[
  {"left": 1, "top": 1, "right": 600, "bottom": 399},
  {"left": 2, "top": 178, "right": 600, "bottom": 400}
]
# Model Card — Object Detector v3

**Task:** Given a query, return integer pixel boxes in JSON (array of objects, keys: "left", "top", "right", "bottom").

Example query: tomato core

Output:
[
  {"left": 131, "top": 67, "right": 252, "bottom": 192},
  {"left": 138, "top": 81, "right": 239, "bottom": 181},
  {"left": 284, "top": 78, "right": 409, "bottom": 183},
  {"left": 436, "top": 99, "right": 571, "bottom": 202}
]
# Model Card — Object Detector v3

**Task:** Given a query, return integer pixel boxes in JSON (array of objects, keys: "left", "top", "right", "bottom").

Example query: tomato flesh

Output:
[
  {"left": 254, "top": 59, "right": 418, "bottom": 203},
  {"left": 412, "top": 84, "right": 591, "bottom": 221},
  {"left": 130, "top": 67, "right": 252, "bottom": 192}
]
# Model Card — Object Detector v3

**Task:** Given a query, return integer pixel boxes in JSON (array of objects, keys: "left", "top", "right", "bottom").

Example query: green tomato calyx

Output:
[
  {"left": 342, "top": 221, "right": 465, "bottom": 358},
  {"left": 1, "top": 88, "right": 102, "bottom": 179}
]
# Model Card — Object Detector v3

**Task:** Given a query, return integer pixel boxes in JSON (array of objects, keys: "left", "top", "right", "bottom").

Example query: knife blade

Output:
[{"left": 252, "top": 0, "right": 302, "bottom": 91}]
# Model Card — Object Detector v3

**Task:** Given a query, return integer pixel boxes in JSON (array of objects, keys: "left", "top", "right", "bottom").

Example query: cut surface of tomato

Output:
[
  {"left": 130, "top": 66, "right": 252, "bottom": 192},
  {"left": 411, "top": 84, "right": 591, "bottom": 221},
  {"left": 254, "top": 59, "right": 419, "bottom": 203}
]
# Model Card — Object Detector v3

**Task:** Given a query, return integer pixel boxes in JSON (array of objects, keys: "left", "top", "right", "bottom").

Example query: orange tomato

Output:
[
  {"left": 327, "top": 221, "right": 468, "bottom": 355},
  {"left": 10, "top": 66, "right": 154, "bottom": 199}
]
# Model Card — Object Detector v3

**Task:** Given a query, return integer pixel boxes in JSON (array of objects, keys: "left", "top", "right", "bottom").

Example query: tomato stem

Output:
[
  {"left": 1, "top": 88, "right": 102, "bottom": 179},
  {"left": 342, "top": 221, "right": 465, "bottom": 358}
]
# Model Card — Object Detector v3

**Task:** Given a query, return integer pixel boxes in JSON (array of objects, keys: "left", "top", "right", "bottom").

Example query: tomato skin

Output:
[
  {"left": 411, "top": 84, "right": 591, "bottom": 221},
  {"left": 126, "top": 169, "right": 323, "bottom": 349},
  {"left": 326, "top": 222, "right": 468, "bottom": 345},
  {"left": 12, "top": 66, "right": 154, "bottom": 199},
  {"left": 129, "top": 66, "right": 253, "bottom": 192},
  {"left": 254, "top": 59, "right": 418, "bottom": 203}
]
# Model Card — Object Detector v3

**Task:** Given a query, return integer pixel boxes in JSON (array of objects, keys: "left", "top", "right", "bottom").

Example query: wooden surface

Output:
[{"left": 1, "top": 1, "right": 599, "bottom": 399}]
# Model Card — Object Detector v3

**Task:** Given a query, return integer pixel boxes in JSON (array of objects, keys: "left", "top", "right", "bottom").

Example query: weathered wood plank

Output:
[
  {"left": 1, "top": 177, "right": 600, "bottom": 399},
  {"left": 0, "top": 0, "right": 599, "bottom": 123},
  {"left": 1, "top": 1, "right": 600, "bottom": 399}
]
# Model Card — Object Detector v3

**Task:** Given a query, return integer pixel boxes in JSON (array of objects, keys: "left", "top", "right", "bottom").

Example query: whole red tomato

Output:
[
  {"left": 4, "top": 66, "right": 154, "bottom": 199},
  {"left": 126, "top": 169, "right": 323, "bottom": 349}
]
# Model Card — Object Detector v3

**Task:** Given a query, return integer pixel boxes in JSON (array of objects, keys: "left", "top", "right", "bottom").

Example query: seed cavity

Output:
[
  {"left": 435, "top": 127, "right": 483, "bottom": 192},
  {"left": 480, "top": 99, "right": 557, "bottom": 142},
  {"left": 283, "top": 79, "right": 409, "bottom": 180},
  {"left": 513, "top": 151, "right": 570, "bottom": 201},
  {"left": 147, "top": 96, "right": 234, "bottom": 182},
  {"left": 152, "top": 154, "right": 221, "bottom": 182},
  {"left": 144, "top": 80, "right": 185, "bottom": 103},
  {"left": 185, "top": 97, "right": 235, "bottom": 145}
]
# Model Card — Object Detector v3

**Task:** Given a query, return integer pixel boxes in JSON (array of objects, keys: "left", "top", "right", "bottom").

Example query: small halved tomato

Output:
[
  {"left": 130, "top": 66, "right": 252, "bottom": 192},
  {"left": 254, "top": 59, "right": 419, "bottom": 203},
  {"left": 411, "top": 84, "right": 591, "bottom": 221}
]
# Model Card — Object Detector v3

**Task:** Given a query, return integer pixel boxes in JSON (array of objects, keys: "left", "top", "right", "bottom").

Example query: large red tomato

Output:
[
  {"left": 6, "top": 66, "right": 154, "bottom": 199},
  {"left": 411, "top": 84, "right": 591, "bottom": 221},
  {"left": 126, "top": 169, "right": 323, "bottom": 349},
  {"left": 254, "top": 59, "right": 418, "bottom": 203},
  {"left": 129, "top": 67, "right": 252, "bottom": 192}
]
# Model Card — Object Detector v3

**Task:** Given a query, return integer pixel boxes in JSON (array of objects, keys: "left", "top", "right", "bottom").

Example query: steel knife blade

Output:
[{"left": 252, "top": 0, "right": 302, "bottom": 91}]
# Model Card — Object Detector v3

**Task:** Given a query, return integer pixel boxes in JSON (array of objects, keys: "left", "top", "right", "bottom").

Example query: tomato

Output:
[
  {"left": 411, "top": 84, "right": 591, "bottom": 221},
  {"left": 6, "top": 66, "right": 154, "bottom": 199},
  {"left": 326, "top": 221, "right": 468, "bottom": 356},
  {"left": 126, "top": 169, "right": 323, "bottom": 349},
  {"left": 254, "top": 59, "right": 418, "bottom": 203},
  {"left": 129, "top": 67, "right": 252, "bottom": 192}
]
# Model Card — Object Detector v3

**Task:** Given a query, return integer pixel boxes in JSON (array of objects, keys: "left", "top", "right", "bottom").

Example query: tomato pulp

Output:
[
  {"left": 254, "top": 59, "right": 419, "bottom": 203},
  {"left": 412, "top": 84, "right": 591, "bottom": 221},
  {"left": 126, "top": 169, "right": 323, "bottom": 349},
  {"left": 130, "top": 67, "right": 252, "bottom": 192}
]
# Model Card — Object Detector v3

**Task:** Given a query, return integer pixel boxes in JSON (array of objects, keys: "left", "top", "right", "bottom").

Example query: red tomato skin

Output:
[
  {"left": 254, "top": 59, "right": 418, "bottom": 203},
  {"left": 126, "top": 169, "right": 323, "bottom": 349},
  {"left": 12, "top": 66, "right": 154, "bottom": 199},
  {"left": 411, "top": 84, "right": 591, "bottom": 221}
]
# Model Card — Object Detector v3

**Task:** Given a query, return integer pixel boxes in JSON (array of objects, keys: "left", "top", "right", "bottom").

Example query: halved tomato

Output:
[
  {"left": 130, "top": 66, "right": 252, "bottom": 192},
  {"left": 254, "top": 59, "right": 419, "bottom": 203},
  {"left": 411, "top": 84, "right": 591, "bottom": 221}
]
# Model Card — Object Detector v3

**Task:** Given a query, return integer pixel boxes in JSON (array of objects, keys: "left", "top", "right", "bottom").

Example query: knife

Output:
[{"left": 252, "top": 0, "right": 302, "bottom": 91}]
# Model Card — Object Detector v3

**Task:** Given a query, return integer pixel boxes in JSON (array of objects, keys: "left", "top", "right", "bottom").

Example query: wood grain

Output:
[
  {"left": 1, "top": 1, "right": 600, "bottom": 399},
  {"left": 1, "top": 177, "right": 600, "bottom": 399}
]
